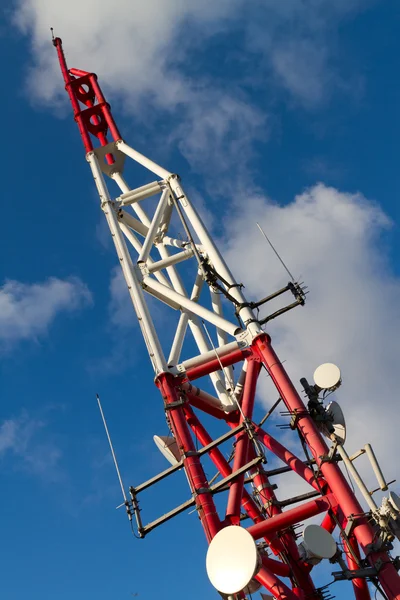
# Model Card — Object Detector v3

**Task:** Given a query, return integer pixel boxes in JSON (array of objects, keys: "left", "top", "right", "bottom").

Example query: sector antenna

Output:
[{"left": 51, "top": 35, "right": 400, "bottom": 600}]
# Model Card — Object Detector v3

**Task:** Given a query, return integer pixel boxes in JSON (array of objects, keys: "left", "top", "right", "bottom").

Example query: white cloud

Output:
[
  {"left": 0, "top": 412, "right": 62, "bottom": 480},
  {"left": 11, "top": 0, "right": 239, "bottom": 107},
  {"left": 0, "top": 276, "right": 92, "bottom": 350},
  {"left": 222, "top": 183, "right": 400, "bottom": 492},
  {"left": 109, "top": 267, "right": 133, "bottom": 329},
  {"left": 11, "top": 0, "right": 369, "bottom": 177}
]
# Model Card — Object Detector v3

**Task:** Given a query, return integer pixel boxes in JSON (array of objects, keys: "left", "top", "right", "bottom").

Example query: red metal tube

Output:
[
  {"left": 69, "top": 68, "right": 89, "bottom": 77},
  {"left": 185, "top": 347, "right": 251, "bottom": 381},
  {"left": 246, "top": 445, "right": 318, "bottom": 597},
  {"left": 255, "top": 566, "right": 298, "bottom": 600},
  {"left": 156, "top": 373, "right": 221, "bottom": 541},
  {"left": 185, "top": 392, "right": 230, "bottom": 420},
  {"left": 183, "top": 405, "right": 265, "bottom": 526},
  {"left": 262, "top": 556, "right": 291, "bottom": 578},
  {"left": 343, "top": 535, "right": 372, "bottom": 600},
  {"left": 254, "top": 424, "right": 322, "bottom": 492},
  {"left": 226, "top": 358, "right": 260, "bottom": 522},
  {"left": 320, "top": 510, "right": 337, "bottom": 534},
  {"left": 247, "top": 494, "right": 335, "bottom": 540},
  {"left": 254, "top": 334, "right": 400, "bottom": 599}
]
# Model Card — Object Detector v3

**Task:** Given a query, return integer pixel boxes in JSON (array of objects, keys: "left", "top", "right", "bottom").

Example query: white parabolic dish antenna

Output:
[
  {"left": 153, "top": 435, "right": 180, "bottom": 466},
  {"left": 389, "top": 492, "right": 400, "bottom": 513},
  {"left": 206, "top": 526, "right": 259, "bottom": 594},
  {"left": 324, "top": 401, "right": 346, "bottom": 444},
  {"left": 313, "top": 363, "right": 342, "bottom": 391},
  {"left": 303, "top": 524, "right": 337, "bottom": 561}
]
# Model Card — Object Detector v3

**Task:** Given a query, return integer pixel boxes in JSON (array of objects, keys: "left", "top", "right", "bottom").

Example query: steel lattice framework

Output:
[{"left": 53, "top": 36, "right": 400, "bottom": 600}]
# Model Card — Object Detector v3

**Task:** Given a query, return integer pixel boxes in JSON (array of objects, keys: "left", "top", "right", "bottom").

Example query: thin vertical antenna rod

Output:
[
  {"left": 256, "top": 222, "right": 295, "bottom": 282},
  {"left": 96, "top": 393, "right": 128, "bottom": 503}
]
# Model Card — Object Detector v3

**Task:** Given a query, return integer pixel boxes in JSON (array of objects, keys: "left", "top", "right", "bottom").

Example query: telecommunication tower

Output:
[{"left": 53, "top": 35, "right": 400, "bottom": 600}]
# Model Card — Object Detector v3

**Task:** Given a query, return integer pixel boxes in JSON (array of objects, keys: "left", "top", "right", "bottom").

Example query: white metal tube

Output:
[
  {"left": 168, "top": 178, "right": 261, "bottom": 337},
  {"left": 112, "top": 172, "right": 151, "bottom": 227},
  {"left": 120, "top": 183, "right": 162, "bottom": 205},
  {"left": 211, "top": 289, "right": 234, "bottom": 388},
  {"left": 364, "top": 444, "right": 388, "bottom": 491},
  {"left": 181, "top": 382, "right": 229, "bottom": 412},
  {"left": 190, "top": 269, "right": 204, "bottom": 302},
  {"left": 181, "top": 341, "right": 240, "bottom": 371},
  {"left": 144, "top": 286, "right": 181, "bottom": 310},
  {"left": 148, "top": 248, "right": 194, "bottom": 273},
  {"left": 117, "top": 140, "right": 172, "bottom": 180},
  {"left": 142, "top": 277, "right": 239, "bottom": 337},
  {"left": 88, "top": 153, "right": 167, "bottom": 373},
  {"left": 155, "top": 246, "right": 232, "bottom": 407},
  {"left": 168, "top": 311, "right": 190, "bottom": 366},
  {"left": 162, "top": 237, "right": 186, "bottom": 249},
  {"left": 138, "top": 189, "right": 169, "bottom": 263},
  {"left": 119, "top": 222, "right": 171, "bottom": 288},
  {"left": 336, "top": 445, "right": 378, "bottom": 512},
  {"left": 118, "top": 210, "right": 149, "bottom": 237},
  {"left": 234, "top": 361, "right": 248, "bottom": 399},
  {"left": 167, "top": 271, "right": 203, "bottom": 366}
]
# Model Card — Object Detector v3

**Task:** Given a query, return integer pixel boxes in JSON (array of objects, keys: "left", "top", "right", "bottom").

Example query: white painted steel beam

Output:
[
  {"left": 119, "top": 181, "right": 163, "bottom": 205},
  {"left": 138, "top": 189, "right": 169, "bottom": 263},
  {"left": 119, "top": 222, "right": 171, "bottom": 288},
  {"left": 88, "top": 152, "right": 167, "bottom": 373},
  {"left": 142, "top": 276, "right": 240, "bottom": 337},
  {"left": 117, "top": 140, "right": 172, "bottom": 180},
  {"left": 118, "top": 210, "right": 149, "bottom": 237},
  {"left": 148, "top": 248, "right": 194, "bottom": 273},
  {"left": 112, "top": 172, "right": 151, "bottom": 227}
]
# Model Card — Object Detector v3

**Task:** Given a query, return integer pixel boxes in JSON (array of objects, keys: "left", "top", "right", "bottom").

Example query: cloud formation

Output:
[
  {"left": 0, "top": 276, "right": 92, "bottom": 350},
  {"left": 11, "top": 0, "right": 368, "bottom": 177},
  {"left": 0, "top": 412, "right": 62, "bottom": 480}
]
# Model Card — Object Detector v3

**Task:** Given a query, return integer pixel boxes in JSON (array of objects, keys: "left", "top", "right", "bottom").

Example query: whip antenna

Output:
[
  {"left": 96, "top": 393, "right": 128, "bottom": 506},
  {"left": 256, "top": 222, "right": 295, "bottom": 282}
]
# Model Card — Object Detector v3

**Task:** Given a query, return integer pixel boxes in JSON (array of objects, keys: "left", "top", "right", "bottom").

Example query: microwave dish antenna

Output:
[
  {"left": 299, "top": 524, "right": 337, "bottom": 565},
  {"left": 313, "top": 363, "right": 342, "bottom": 391},
  {"left": 319, "top": 400, "right": 346, "bottom": 444},
  {"left": 153, "top": 435, "right": 180, "bottom": 466},
  {"left": 206, "top": 526, "right": 260, "bottom": 594}
]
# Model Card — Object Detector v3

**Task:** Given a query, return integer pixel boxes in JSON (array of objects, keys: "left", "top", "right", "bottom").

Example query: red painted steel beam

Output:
[
  {"left": 262, "top": 556, "right": 291, "bottom": 578},
  {"left": 226, "top": 358, "right": 261, "bottom": 522},
  {"left": 183, "top": 405, "right": 265, "bottom": 526},
  {"left": 247, "top": 494, "right": 335, "bottom": 540},
  {"left": 343, "top": 535, "right": 372, "bottom": 600},
  {"left": 254, "top": 424, "right": 323, "bottom": 493},
  {"left": 156, "top": 373, "right": 221, "bottom": 541},
  {"left": 184, "top": 347, "right": 251, "bottom": 381},
  {"left": 183, "top": 405, "right": 294, "bottom": 563},
  {"left": 246, "top": 445, "right": 319, "bottom": 598},
  {"left": 185, "top": 391, "right": 232, "bottom": 421},
  {"left": 320, "top": 509, "right": 337, "bottom": 534},
  {"left": 53, "top": 37, "right": 121, "bottom": 156},
  {"left": 255, "top": 566, "right": 298, "bottom": 600}
]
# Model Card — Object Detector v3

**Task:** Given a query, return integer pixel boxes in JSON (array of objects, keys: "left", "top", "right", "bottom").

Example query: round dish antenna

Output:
[
  {"left": 326, "top": 401, "right": 346, "bottom": 444},
  {"left": 313, "top": 363, "right": 342, "bottom": 391},
  {"left": 153, "top": 435, "right": 181, "bottom": 466},
  {"left": 206, "top": 526, "right": 259, "bottom": 594},
  {"left": 300, "top": 525, "right": 337, "bottom": 565},
  {"left": 389, "top": 492, "right": 400, "bottom": 513}
]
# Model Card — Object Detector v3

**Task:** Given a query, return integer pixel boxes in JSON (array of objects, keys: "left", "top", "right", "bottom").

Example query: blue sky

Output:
[{"left": 1, "top": 1, "right": 399, "bottom": 599}]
